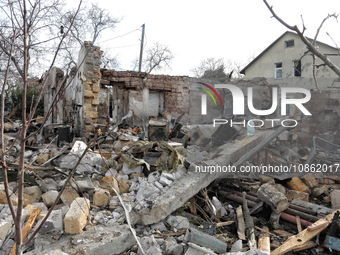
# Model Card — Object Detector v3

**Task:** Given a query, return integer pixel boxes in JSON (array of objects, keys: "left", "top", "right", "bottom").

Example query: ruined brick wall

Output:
[
  {"left": 100, "top": 71, "right": 190, "bottom": 125},
  {"left": 293, "top": 89, "right": 340, "bottom": 146}
]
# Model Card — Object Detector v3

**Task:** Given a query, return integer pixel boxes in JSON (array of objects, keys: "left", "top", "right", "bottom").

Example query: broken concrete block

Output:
[
  {"left": 186, "top": 151, "right": 204, "bottom": 164},
  {"left": 331, "top": 190, "right": 340, "bottom": 209},
  {"left": 159, "top": 176, "right": 173, "bottom": 186},
  {"left": 35, "top": 153, "right": 50, "bottom": 165},
  {"left": 154, "top": 181, "right": 164, "bottom": 190},
  {"left": 23, "top": 186, "right": 42, "bottom": 206},
  {"left": 136, "top": 182, "right": 159, "bottom": 202},
  {"left": 184, "top": 247, "right": 205, "bottom": 255},
  {"left": 287, "top": 177, "right": 310, "bottom": 194},
  {"left": 116, "top": 173, "right": 129, "bottom": 181},
  {"left": 122, "top": 163, "right": 143, "bottom": 175},
  {"left": 64, "top": 197, "right": 90, "bottom": 234},
  {"left": 34, "top": 209, "right": 63, "bottom": 235},
  {"left": 93, "top": 187, "right": 110, "bottom": 207},
  {"left": 301, "top": 173, "right": 318, "bottom": 188},
  {"left": 37, "top": 178, "right": 58, "bottom": 192},
  {"left": 24, "top": 204, "right": 44, "bottom": 219},
  {"left": 151, "top": 221, "right": 167, "bottom": 232},
  {"left": 312, "top": 186, "right": 327, "bottom": 196},
  {"left": 32, "top": 202, "right": 48, "bottom": 212},
  {"left": 212, "top": 196, "right": 227, "bottom": 217},
  {"left": 148, "top": 171, "right": 160, "bottom": 183},
  {"left": 138, "top": 235, "right": 161, "bottom": 255},
  {"left": 270, "top": 183, "right": 286, "bottom": 195},
  {"left": 161, "top": 172, "right": 175, "bottom": 181},
  {"left": 231, "top": 239, "right": 243, "bottom": 252},
  {"left": 43, "top": 250, "right": 69, "bottom": 255},
  {"left": 166, "top": 215, "right": 190, "bottom": 230},
  {"left": 286, "top": 190, "right": 309, "bottom": 202},
  {"left": 70, "top": 175, "right": 95, "bottom": 192},
  {"left": 1, "top": 239, "right": 15, "bottom": 255},
  {"left": 164, "top": 237, "right": 183, "bottom": 255},
  {"left": 257, "top": 183, "right": 289, "bottom": 213},
  {"left": 60, "top": 186, "right": 79, "bottom": 207},
  {"left": 42, "top": 190, "right": 59, "bottom": 207}
]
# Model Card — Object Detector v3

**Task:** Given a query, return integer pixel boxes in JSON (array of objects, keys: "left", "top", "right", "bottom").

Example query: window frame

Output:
[
  {"left": 275, "top": 62, "right": 282, "bottom": 79},
  {"left": 293, "top": 60, "right": 302, "bottom": 77},
  {"left": 285, "top": 40, "right": 295, "bottom": 48}
]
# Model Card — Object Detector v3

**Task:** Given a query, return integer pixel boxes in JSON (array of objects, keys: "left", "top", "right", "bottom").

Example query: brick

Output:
[
  {"left": 93, "top": 92, "right": 99, "bottom": 99},
  {"left": 60, "top": 186, "right": 79, "bottom": 207},
  {"left": 92, "top": 99, "right": 99, "bottom": 105},
  {"left": 100, "top": 176, "right": 120, "bottom": 195},
  {"left": 84, "top": 90, "right": 94, "bottom": 98},
  {"left": 93, "top": 187, "right": 110, "bottom": 207},
  {"left": 84, "top": 84, "right": 91, "bottom": 91},
  {"left": 64, "top": 198, "right": 90, "bottom": 234},
  {"left": 287, "top": 177, "right": 310, "bottom": 194},
  {"left": 92, "top": 85, "right": 100, "bottom": 93},
  {"left": 91, "top": 111, "right": 98, "bottom": 119}
]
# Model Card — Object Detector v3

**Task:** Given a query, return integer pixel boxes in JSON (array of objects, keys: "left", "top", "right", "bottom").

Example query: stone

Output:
[
  {"left": 92, "top": 85, "right": 100, "bottom": 93},
  {"left": 270, "top": 183, "right": 286, "bottom": 195},
  {"left": 34, "top": 209, "right": 63, "bottom": 235},
  {"left": 186, "top": 151, "right": 204, "bottom": 164},
  {"left": 331, "top": 190, "right": 340, "bottom": 209},
  {"left": 212, "top": 196, "right": 227, "bottom": 217},
  {"left": 184, "top": 247, "right": 205, "bottom": 255},
  {"left": 42, "top": 190, "right": 59, "bottom": 207},
  {"left": 31, "top": 202, "right": 48, "bottom": 212},
  {"left": 161, "top": 172, "right": 175, "bottom": 181},
  {"left": 37, "top": 178, "right": 58, "bottom": 192},
  {"left": 64, "top": 198, "right": 90, "bottom": 234},
  {"left": 100, "top": 175, "right": 120, "bottom": 195},
  {"left": 259, "top": 175, "right": 275, "bottom": 184},
  {"left": 159, "top": 176, "right": 172, "bottom": 186},
  {"left": 119, "top": 179, "right": 131, "bottom": 194},
  {"left": 138, "top": 235, "right": 160, "bottom": 255},
  {"left": 136, "top": 182, "right": 159, "bottom": 202},
  {"left": 1, "top": 239, "right": 15, "bottom": 255},
  {"left": 154, "top": 181, "right": 163, "bottom": 190},
  {"left": 144, "top": 246, "right": 162, "bottom": 255},
  {"left": 43, "top": 250, "right": 69, "bottom": 255},
  {"left": 0, "top": 189, "right": 18, "bottom": 205},
  {"left": 92, "top": 99, "right": 99, "bottom": 105},
  {"left": 109, "top": 196, "right": 120, "bottom": 209},
  {"left": 122, "top": 163, "right": 143, "bottom": 175},
  {"left": 93, "top": 187, "right": 110, "bottom": 207},
  {"left": 84, "top": 90, "right": 94, "bottom": 98},
  {"left": 116, "top": 173, "right": 129, "bottom": 181},
  {"left": 312, "top": 186, "right": 327, "bottom": 196},
  {"left": 24, "top": 204, "right": 44, "bottom": 218},
  {"left": 231, "top": 239, "right": 243, "bottom": 252},
  {"left": 60, "top": 186, "right": 79, "bottom": 207},
  {"left": 301, "top": 173, "right": 318, "bottom": 188},
  {"left": 148, "top": 171, "right": 160, "bottom": 183},
  {"left": 35, "top": 153, "right": 50, "bottom": 165},
  {"left": 287, "top": 177, "right": 310, "bottom": 194},
  {"left": 166, "top": 216, "right": 190, "bottom": 229},
  {"left": 286, "top": 190, "right": 309, "bottom": 202},
  {"left": 70, "top": 175, "right": 95, "bottom": 192},
  {"left": 23, "top": 186, "right": 42, "bottom": 206},
  {"left": 164, "top": 237, "right": 183, "bottom": 255},
  {"left": 151, "top": 221, "right": 167, "bottom": 232},
  {"left": 257, "top": 183, "right": 289, "bottom": 213}
]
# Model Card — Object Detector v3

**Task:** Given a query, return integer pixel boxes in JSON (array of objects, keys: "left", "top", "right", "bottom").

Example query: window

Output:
[
  {"left": 285, "top": 40, "right": 294, "bottom": 48},
  {"left": 275, "top": 63, "right": 282, "bottom": 79},
  {"left": 293, "top": 60, "right": 301, "bottom": 77}
]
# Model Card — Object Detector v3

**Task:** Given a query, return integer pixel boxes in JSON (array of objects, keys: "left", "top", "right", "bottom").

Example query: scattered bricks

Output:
[
  {"left": 287, "top": 177, "right": 310, "bottom": 194},
  {"left": 0, "top": 189, "right": 18, "bottom": 205},
  {"left": 42, "top": 190, "right": 59, "bottom": 207},
  {"left": 64, "top": 198, "right": 90, "bottom": 234},
  {"left": 301, "top": 173, "right": 318, "bottom": 188},
  {"left": 35, "top": 153, "right": 50, "bottom": 165},
  {"left": 60, "top": 186, "right": 80, "bottom": 207},
  {"left": 92, "top": 99, "right": 99, "bottom": 105},
  {"left": 259, "top": 175, "right": 275, "bottom": 184},
  {"left": 101, "top": 175, "right": 120, "bottom": 195},
  {"left": 331, "top": 190, "right": 340, "bottom": 209},
  {"left": 92, "top": 85, "right": 100, "bottom": 93},
  {"left": 23, "top": 186, "right": 42, "bottom": 206},
  {"left": 84, "top": 90, "right": 94, "bottom": 98},
  {"left": 257, "top": 183, "right": 289, "bottom": 213},
  {"left": 93, "top": 188, "right": 110, "bottom": 207},
  {"left": 286, "top": 190, "right": 309, "bottom": 202}
]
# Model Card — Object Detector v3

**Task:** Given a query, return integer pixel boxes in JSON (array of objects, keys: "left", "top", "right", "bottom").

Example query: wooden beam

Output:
[
  {"left": 236, "top": 206, "right": 246, "bottom": 240},
  {"left": 258, "top": 226, "right": 270, "bottom": 253}
]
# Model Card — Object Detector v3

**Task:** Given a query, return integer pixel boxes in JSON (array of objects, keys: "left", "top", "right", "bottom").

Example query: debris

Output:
[
  {"left": 257, "top": 183, "right": 289, "bottom": 213},
  {"left": 60, "top": 186, "right": 79, "bottom": 207},
  {"left": 258, "top": 226, "right": 270, "bottom": 253},
  {"left": 93, "top": 187, "right": 110, "bottom": 207},
  {"left": 330, "top": 190, "right": 340, "bottom": 209},
  {"left": 42, "top": 190, "right": 59, "bottom": 207},
  {"left": 287, "top": 177, "right": 310, "bottom": 194},
  {"left": 166, "top": 215, "right": 190, "bottom": 230},
  {"left": 64, "top": 197, "right": 90, "bottom": 234},
  {"left": 236, "top": 205, "right": 246, "bottom": 240},
  {"left": 286, "top": 190, "right": 309, "bottom": 202}
]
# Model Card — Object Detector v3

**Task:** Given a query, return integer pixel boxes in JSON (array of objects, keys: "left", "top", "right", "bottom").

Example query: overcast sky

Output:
[{"left": 86, "top": 0, "right": 340, "bottom": 76}]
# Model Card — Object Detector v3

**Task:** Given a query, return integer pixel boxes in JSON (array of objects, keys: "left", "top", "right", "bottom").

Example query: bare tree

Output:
[
  {"left": 0, "top": 1, "right": 82, "bottom": 254},
  {"left": 263, "top": 0, "right": 340, "bottom": 90},
  {"left": 143, "top": 42, "right": 174, "bottom": 74}
]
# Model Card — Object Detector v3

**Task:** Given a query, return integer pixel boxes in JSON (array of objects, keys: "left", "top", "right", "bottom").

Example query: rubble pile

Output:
[{"left": 0, "top": 121, "right": 340, "bottom": 255}]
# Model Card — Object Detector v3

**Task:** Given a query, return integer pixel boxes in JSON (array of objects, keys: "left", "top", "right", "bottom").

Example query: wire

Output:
[
  {"left": 110, "top": 43, "right": 140, "bottom": 49},
  {"left": 98, "top": 28, "right": 140, "bottom": 43}
]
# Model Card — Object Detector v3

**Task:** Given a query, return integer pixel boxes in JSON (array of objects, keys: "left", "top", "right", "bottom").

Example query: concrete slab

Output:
[{"left": 130, "top": 130, "right": 273, "bottom": 225}]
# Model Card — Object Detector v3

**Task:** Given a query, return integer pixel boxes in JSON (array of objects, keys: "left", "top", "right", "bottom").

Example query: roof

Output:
[{"left": 240, "top": 31, "right": 339, "bottom": 75}]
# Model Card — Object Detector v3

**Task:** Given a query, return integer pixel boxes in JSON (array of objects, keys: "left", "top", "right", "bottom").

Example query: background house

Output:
[{"left": 241, "top": 31, "right": 340, "bottom": 89}]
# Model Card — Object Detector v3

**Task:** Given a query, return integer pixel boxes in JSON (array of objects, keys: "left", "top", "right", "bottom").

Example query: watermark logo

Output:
[{"left": 197, "top": 82, "right": 222, "bottom": 115}]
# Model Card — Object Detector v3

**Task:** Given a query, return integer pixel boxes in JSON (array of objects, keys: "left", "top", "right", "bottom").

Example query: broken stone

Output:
[
  {"left": 116, "top": 173, "right": 129, "bottom": 181},
  {"left": 184, "top": 247, "right": 205, "bottom": 255},
  {"left": 164, "top": 236, "right": 183, "bottom": 255},
  {"left": 286, "top": 190, "right": 309, "bottom": 202},
  {"left": 105, "top": 168, "right": 118, "bottom": 177},
  {"left": 37, "top": 178, "right": 58, "bottom": 192},
  {"left": 312, "top": 186, "right": 327, "bottom": 196},
  {"left": 161, "top": 172, "right": 175, "bottom": 181},
  {"left": 231, "top": 239, "right": 243, "bottom": 252},
  {"left": 259, "top": 175, "right": 275, "bottom": 184},
  {"left": 159, "top": 176, "right": 173, "bottom": 186},
  {"left": 42, "top": 190, "right": 59, "bottom": 207},
  {"left": 257, "top": 183, "right": 289, "bottom": 213},
  {"left": 122, "top": 163, "right": 142, "bottom": 175},
  {"left": 60, "top": 186, "right": 79, "bottom": 207},
  {"left": 301, "top": 173, "right": 318, "bottom": 188},
  {"left": 186, "top": 151, "right": 204, "bottom": 164},
  {"left": 166, "top": 215, "right": 190, "bottom": 230},
  {"left": 270, "top": 183, "right": 286, "bottom": 195},
  {"left": 212, "top": 196, "right": 227, "bottom": 217},
  {"left": 148, "top": 171, "right": 160, "bottom": 183},
  {"left": 23, "top": 186, "right": 43, "bottom": 206},
  {"left": 93, "top": 187, "right": 110, "bottom": 207},
  {"left": 151, "top": 221, "right": 167, "bottom": 232},
  {"left": 154, "top": 181, "right": 164, "bottom": 190},
  {"left": 331, "top": 190, "right": 340, "bottom": 209},
  {"left": 138, "top": 235, "right": 161, "bottom": 255},
  {"left": 100, "top": 175, "right": 120, "bottom": 195},
  {"left": 35, "top": 153, "right": 50, "bottom": 165},
  {"left": 287, "top": 177, "right": 310, "bottom": 194},
  {"left": 34, "top": 209, "right": 63, "bottom": 235},
  {"left": 64, "top": 197, "right": 90, "bottom": 234},
  {"left": 70, "top": 175, "right": 95, "bottom": 192},
  {"left": 136, "top": 182, "right": 159, "bottom": 202},
  {"left": 43, "top": 250, "right": 69, "bottom": 255},
  {"left": 1, "top": 239, "right": 15, "bottom": 255},
  {"left": 0, "top": 189, "right": 18, "bottom": 205}
]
